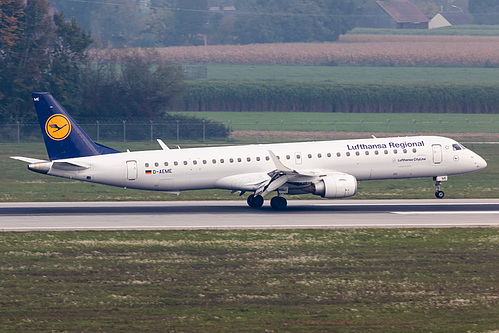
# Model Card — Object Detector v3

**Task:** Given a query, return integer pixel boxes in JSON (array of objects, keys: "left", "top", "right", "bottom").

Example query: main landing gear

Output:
[
  {"left": 247, "top": 194, "right": 264, "bottom": 208},
  {"left": 434, "top": 176, "right": 448, "bottom": 199},
  {"left": 247, "top": 194, "right": 287, "bottom": 210}
]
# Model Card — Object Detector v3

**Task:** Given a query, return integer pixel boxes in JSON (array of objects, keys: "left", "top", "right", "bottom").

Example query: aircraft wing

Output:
[{"left": 216, "top": 150, "right": 336, "bottom": 196}]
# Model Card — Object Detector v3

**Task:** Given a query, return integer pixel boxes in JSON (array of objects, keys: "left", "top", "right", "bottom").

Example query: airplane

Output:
[{"left": 11, "top": 92, "right": 487, "bottom": 210}]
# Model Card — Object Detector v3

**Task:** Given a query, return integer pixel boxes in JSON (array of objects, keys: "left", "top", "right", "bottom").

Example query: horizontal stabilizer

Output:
[{"left": 10, "top": 156, "right": 48, "bottom": 164}]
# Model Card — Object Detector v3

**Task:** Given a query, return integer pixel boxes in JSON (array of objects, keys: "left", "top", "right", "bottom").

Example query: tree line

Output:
[
  {"left": 1, "top": 0, "right": 228, "bottom": 139},
  {"left": 50, "top": 0, "right": 360, "bottom": 48}
]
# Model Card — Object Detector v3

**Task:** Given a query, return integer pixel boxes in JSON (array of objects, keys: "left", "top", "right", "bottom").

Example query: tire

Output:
[
  {"left": 247, "top": 194, "right": 264, "bottom": 208},
  {"left": 435, "top": 191, "right": 445, "bottom": 199},
  {"left": 270, "top": 196, "right": 287, "bottom": 210}
]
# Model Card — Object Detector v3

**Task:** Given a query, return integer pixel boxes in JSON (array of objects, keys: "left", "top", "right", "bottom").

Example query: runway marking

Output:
[
  {"left": 2, "top": 222, "right": 499, "bottom": 231},
  {"left": 392, "top": 211, "right": 499, "bottom": 215}
]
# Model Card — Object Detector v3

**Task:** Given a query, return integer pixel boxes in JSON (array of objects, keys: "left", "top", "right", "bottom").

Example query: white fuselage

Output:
[{"left": 41, "top": 136, "right": 486, "bottom": 196}]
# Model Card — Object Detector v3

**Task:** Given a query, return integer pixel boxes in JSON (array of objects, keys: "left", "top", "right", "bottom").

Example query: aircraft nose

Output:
[{"left": 474, "top": 154, "right": 487, "bottom": 170}]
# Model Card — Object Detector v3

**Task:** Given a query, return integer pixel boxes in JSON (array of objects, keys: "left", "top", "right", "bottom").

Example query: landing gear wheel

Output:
[
  {"left": 247, "top": 194, "right": 264, "bottom": 208},
  {"left": 434, "top": 177, "right": 446, "bottom": 199},
  {"left": 435, "top": 190, "right": 445, "bottom": 199},
  {"left": 270, "top": 196, "right": 287, "bottom": 210}
]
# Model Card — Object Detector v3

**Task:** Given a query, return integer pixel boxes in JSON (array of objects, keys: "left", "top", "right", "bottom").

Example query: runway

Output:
[{"left": 1, "top": 199, "right": 499, "bottom": 231}]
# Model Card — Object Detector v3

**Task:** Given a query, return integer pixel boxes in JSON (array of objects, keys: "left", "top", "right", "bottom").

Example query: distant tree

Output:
[
  {"left": 173, "top": 0, "right": 208, "bottom": 45},
  {"left": 48, "top": 12, "right": 92, "bottom": 107},
  {"left": 3, "top": 0, "right": 55, "bottom": 121},
  {"left": 0, "top": 0, "right": 24, "bottom": 106},
  {"left": 0, "top": 0, "right": 91, "bottom": 122},
  {"left": 417, "top": 1, "right": 440, "bottom": 19},
  {"left": 469, "top": 0, "right": 499, "bottom": 24},
  {"left": 79, "top": 50, "right": 186, "bottom": 119},
  {"left": 0, "top": 0, "right": 24, "bottom": 54},
  {"left": 142, "top": 5, "right": 177, "bottom": 46},
  {"left": 233, "top": 0, "right": 358, "bottom": 44}
]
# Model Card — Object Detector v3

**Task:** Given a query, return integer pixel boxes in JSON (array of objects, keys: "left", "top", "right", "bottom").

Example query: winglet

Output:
[
  {"left": 32, "top": 92, "right": 120, "bottom": 160},
  {"left": 157, "top": 139, "right": 170, "bottom": 150},
  {"left": 268, "top": 150, "right": 293, "bottom": 172}
]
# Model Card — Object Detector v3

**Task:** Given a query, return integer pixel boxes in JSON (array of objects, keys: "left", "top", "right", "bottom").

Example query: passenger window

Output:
[
  {"left": 247, "top": 157, "right": 251, "bottom": 162},
  {"left": 286, "top": 155, "right": 291, "bottom": 160},
  {"left": 327, "top": 153, "right": 331, "bottom": 158},
  {"left": 229, "top": 158, "right": 234, "bottom": 163},
  {"left": 183, "top": 161, "right": 187, "bottom": 165},
  {"left": 393, "top": 149, "right": 398, "bottom": 154},
  {"left": 174, "top": 161, "right": 178, "bottom": 166},
  {"left": 155, "top": 162, "right": 159, "bottom": 167},
  {"left": 318, "top": 153, "right": 322, "bottom": 158},
  {"left": 265, "top": 156, "right": 270, "bottom": 161},
  {"left": 365, "top": 151, "right": 369, "bottom": 155},
  {"left": 203, "top": 160, "right": 207, "bottom": 164},
  {"left": 375, "top": 151, "right": 379, "bottom": 155},
  {"left": 164, "top": 162, "right": 168, "bottom": 166},
  {"left": 145, "top": 163, "right": 149, "bottom": 167},
  {"left": 193, "top": 160, "right": 197, "bottom": 165},
  {"left": 337, "top": 152, "right": 341, "bottom": 157},
  {"left": 346, "top": 152, "right": 350, "bottom": 157},
  {"left": 384, "top": 150, "right": 388, "bottom": 154},
  {"left": 413, "top": 148, "right": 417, "bottom": 153},
  {"left": 403, "top": 149, "right": 407, "bottom": 153},
  {"left": 212, "top": 159, "right": 216, "bottom": 164},
  {"left": 308, "top": 154, "right": 312, "bottom": 159},
  {"left": 355, "top": 151, "right": 360, "bottom": 156},
  {"left": 256, "top": 157, "right": 261, "bottom": 161},
  {"left": 237, "top": 158, "right": 242, "bottom": 162},
  {"left": 220, "top": 159, "right": 224, "bottom": 163}
]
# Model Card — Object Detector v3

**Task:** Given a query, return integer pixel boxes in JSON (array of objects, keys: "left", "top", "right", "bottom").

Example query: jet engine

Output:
[{"left": 303, "top": 173, "right": 357, "bottom": 198}]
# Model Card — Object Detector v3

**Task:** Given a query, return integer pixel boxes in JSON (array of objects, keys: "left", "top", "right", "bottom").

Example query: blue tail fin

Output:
[{"left": 33, "top": 92, "right": 120, "bottom": 161}]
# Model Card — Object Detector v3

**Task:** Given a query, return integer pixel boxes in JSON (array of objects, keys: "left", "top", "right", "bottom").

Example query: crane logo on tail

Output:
[{"left": 45, "top": 114, "right": 71, "bottom": 141}]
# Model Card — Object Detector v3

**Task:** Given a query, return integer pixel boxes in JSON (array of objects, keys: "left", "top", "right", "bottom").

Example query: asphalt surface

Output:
[{"left": 1, "top": 199, "right": 499, "bottom": 231}]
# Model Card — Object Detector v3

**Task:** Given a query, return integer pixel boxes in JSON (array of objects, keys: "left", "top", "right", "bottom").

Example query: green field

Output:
[
  {"left": 197, "top": 65, "right": 499, "bottom": 84},
  {"left": 1, "top": 229, "right": 498, "bottom": 332},
  {"left": 172, "top": 111, "right": 499, "bottom": 134},
  {"left": 2, "top": 140, "right": 498, "bottom": 202}
]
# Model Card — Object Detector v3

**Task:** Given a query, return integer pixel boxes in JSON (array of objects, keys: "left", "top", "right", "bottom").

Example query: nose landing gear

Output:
[{"left": 433, "top": 176, "right": 448, "bottom": 199}]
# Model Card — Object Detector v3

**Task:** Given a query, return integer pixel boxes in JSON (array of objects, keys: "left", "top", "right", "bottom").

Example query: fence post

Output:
[
  {"left": 176, "top": 120, "right": 180, "bottom": 142},
  {"left": 150, "top": 120, "right": 153, "bottom": 142},
  {"left": 256, "top": 120, "right": 259, "bottom": 143},
  {"left": 202, "top": 119, "right": 206, "bottom": 143},
  {"left": 123, "top": 120, "right": 126, "bottom": 142},
  {"left": 96, "top": 120, "right": 100, "bottom": 141},
  {"left": 16, "top": 121, "right": 20, "bottom": 143}
]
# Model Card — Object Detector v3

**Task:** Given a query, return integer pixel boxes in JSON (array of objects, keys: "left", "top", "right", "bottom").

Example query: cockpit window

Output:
[{"left": 452, "top": 144, "right": 462, "bottom": 151}]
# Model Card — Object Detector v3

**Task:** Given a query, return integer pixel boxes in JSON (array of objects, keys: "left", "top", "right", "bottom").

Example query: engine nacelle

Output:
[{"left": 312, "top": 173, "right": 357, "bottom": 198}]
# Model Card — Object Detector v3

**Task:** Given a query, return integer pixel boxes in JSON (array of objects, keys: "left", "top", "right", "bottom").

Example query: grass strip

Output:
[{"left": 0, "top": 229, "right": 498, "bottom": 332}]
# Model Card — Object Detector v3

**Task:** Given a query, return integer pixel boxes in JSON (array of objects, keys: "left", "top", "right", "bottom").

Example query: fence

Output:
[{"left": 1, "top": 117, "right": 498, "bottom": 143}]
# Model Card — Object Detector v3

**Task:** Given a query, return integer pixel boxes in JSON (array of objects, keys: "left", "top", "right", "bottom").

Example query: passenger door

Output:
[
  {"left": 432, "top": 144, "right": 442, "bottom": 164},
  {"left": 126, "top": 160, "right": 138, "bottom": 180}
]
